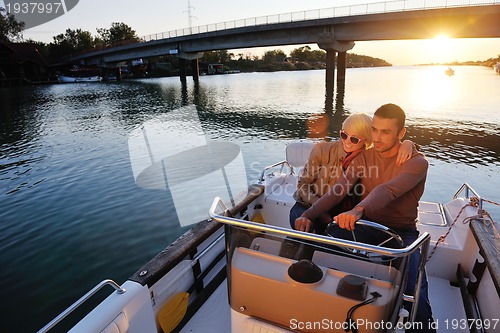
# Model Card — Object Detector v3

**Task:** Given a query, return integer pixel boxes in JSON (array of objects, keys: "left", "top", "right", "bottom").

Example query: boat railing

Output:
[
  {"left": 210, "top": 196, "right": 429, "bottom": 257},
  {"left": 210, "top": 196, "right": 430, "bottom": 323},
  {"left": 454, "top": 182, "right": 483, "bottom": 209},
  {"left": 258, "top": 160, "right": 292, "bottom": 182},
  {"left": 37, "top": 279, "right": 126, "bottom": 333}
]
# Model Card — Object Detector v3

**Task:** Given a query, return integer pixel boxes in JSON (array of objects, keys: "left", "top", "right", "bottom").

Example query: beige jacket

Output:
[{"left": 293, "top": 141, "right": 347, "bottom": 207}]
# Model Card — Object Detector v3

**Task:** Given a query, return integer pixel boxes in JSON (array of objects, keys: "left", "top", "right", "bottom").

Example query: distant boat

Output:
[
  {"left": 58, "top": 75, "right": 102, "bottom": 83},
  {"left": 58, "top": 66, "right": 102, "bottom": 83},
  {"left": 494, "top": 63, "right": 500, "bottom": 74},
  {"left": 445, "top": 67, "right": 454, "bottom": 76}
]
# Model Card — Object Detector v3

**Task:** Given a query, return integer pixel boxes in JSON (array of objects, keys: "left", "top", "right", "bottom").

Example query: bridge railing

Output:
[{"left": 140, "top": 0, "right": 499, "bottom": 42}]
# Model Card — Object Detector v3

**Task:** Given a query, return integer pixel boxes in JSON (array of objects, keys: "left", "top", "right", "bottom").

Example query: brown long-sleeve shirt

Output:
[{"left": 302, "top": 147, "right": 428, "bottom": 229}]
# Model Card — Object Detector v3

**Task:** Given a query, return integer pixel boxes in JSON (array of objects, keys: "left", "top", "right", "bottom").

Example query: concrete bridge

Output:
[{"left": 69, "top": 0, "right": 500, "bottom": 101}]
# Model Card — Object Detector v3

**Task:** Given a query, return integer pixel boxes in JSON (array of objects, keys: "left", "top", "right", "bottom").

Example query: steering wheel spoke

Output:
[{"left": 325, "top": 219, "right": 404, "bottom": 259}]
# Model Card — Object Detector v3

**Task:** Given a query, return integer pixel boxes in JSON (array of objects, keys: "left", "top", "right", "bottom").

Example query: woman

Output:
[{"left": 289, "top": 113, "right": 413, "bottom": 233}]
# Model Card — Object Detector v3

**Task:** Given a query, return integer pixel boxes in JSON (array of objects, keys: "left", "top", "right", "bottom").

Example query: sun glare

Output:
[
  {"left": 435, "top": 34, "right": 450, "bottom": 41},
  {"left": 427, "top": 35, "right": 456, "bottom": 64},
  {"left": 413, "top": 66, "right": 455, "bottom": 109}
]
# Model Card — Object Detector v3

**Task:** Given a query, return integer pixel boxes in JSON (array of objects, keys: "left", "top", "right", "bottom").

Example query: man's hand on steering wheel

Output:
[{"left": 333, "top": 206, "right": 365, "bottom": 231}]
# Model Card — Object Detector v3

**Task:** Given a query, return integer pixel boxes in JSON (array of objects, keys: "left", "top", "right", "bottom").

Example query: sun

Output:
[
  {"left": 434, "top": 34, "right": 450, "bottom": 41},
  {"left": 428, "top": 34, "right": 456, "bottom": 64}
]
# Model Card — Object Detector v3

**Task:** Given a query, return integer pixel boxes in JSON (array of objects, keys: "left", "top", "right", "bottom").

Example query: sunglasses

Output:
[{"left": 340, "top": 130, "right": 363, "bottom": 144}]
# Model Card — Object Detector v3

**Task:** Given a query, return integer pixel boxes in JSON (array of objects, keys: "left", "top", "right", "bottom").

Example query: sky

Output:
[{"left": 3, "top": 0, "right": 499, "bottom": 66}]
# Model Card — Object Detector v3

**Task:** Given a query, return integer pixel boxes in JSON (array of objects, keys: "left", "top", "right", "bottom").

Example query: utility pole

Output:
[{"left": 185, "top": 0, "right": 196, "bottom": 34}]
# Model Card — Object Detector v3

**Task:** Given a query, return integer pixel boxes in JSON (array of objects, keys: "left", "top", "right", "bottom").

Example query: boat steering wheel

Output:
[{"left": 325, "top": 219, "right": 404, "bottom": 259}]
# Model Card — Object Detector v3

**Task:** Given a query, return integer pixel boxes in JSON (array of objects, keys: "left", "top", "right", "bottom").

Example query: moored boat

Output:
[
  {"left": 58, "top": 75, "right": 103, "bottom": 83},
  {"left": 444, "top": 67, "right": 454, "bottom": 76},
  {"left": 57, "top": 66, "right": 102, "bottom": 83},
  {"left": 37, "top": 141, "right": 500, "bottom": 333},
  {"left": 495, "top": 63, "right": 500, "bottom": 74}
]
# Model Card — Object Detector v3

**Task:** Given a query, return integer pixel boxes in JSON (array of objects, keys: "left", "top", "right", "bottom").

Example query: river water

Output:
[{"left": 1, "top": 66, "right": 499, "bottom": 332}]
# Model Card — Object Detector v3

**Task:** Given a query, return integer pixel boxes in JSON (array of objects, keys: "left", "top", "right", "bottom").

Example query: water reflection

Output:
[
  {"left": 406, "top": 122, "right": 500, "bottom": 166},
  {"left": 182, "top": 82, "right": 499, "bottom": 166}
]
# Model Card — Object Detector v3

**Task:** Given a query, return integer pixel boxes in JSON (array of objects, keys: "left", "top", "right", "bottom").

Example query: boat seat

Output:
[
  {"left": 264, "top": 141, "right": 315, "bottom": 207},
  {"left": 261, "top": 142, "right": 314, "bottom": 228},
  {"left": 417, "top": 201, "right": 447, "bottom": 226},
  {"left": 285, "top": 141, "right": 315, "bottom": 171}
]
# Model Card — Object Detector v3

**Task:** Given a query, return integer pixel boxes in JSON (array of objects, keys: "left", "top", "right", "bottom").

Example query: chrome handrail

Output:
[
  {"left": 37, "top": 279, "right": 126, "bottom": 333},
  {"left": 209, "top": 197, "right": 430, "bottom": 257},
  {"left": 403, "top": 233, "right": 431, "bottom": 323},
  {"left": 258, "top": 160, "right": 291, "bottom": 182},
  {"left": 453, "top": 182, "right": 483, "bottom": 209}
]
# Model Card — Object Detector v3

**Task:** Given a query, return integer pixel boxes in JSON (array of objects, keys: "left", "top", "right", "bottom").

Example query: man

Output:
[{"left": 295, "top": 103, "right": 435, "bottom": 333}]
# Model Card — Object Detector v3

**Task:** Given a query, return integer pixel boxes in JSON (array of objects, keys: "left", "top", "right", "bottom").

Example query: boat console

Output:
[{"left": 209, "top": 198, "right": 430, "bottom": 333}]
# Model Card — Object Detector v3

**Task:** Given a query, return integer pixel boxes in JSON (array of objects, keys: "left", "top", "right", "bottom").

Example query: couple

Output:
[{"left": 290, "top": 103, "right": 435, "bottom": 333}]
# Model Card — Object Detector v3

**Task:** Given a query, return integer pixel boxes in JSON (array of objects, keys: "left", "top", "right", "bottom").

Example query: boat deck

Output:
[
  {"left": 180, "top": 281, "right": 231, "bottom": 333},
  {"left": 427, "top": 276, "right": 468, "bottom": 333}
]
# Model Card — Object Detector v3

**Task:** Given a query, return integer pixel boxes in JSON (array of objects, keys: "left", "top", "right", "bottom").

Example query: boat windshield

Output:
[{"left": 209, "top": 198, "right": 430, "bottom": 330}]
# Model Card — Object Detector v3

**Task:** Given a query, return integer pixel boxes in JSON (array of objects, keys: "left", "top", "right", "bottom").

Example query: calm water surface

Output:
[{"left": 1, "top": 66, "right": 499, "bottom": 332}]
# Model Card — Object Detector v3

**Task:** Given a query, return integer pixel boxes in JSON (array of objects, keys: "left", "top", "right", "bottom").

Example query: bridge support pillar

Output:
[
  {"left": 178, "top": 52, "right": 203, "bottom": 83},
  {"left": 179, "top": 58, "right": 187, "bottom": 84},
  {"left": 325, "top": 50, "right": 336, "bottom": 110},
  {"left": 115, "top": 67, "right": 122, "bottom": 81},
  {"left": 318, "top": 35, "right": 355, "bottom": 112},
  {"left": 336, "top": 51, "right": 347, "bottom": 91},
  {"left": 191, "top": 59, "right": 199, "bottom": 83}
]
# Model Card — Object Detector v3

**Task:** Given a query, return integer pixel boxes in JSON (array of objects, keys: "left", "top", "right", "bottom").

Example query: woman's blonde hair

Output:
[{"left": 342, "top": 113, "right": 373, "bottom": 148}]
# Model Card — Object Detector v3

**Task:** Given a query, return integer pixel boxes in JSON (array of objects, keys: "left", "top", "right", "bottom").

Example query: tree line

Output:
[
  {"left": 1, "top": 6, "right": 393, "bottom": 72},
  {"left": 199, "top": 47, "right": 392, "bottom": 74}
]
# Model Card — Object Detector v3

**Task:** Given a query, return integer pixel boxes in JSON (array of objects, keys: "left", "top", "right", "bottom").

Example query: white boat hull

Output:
[{"left": 58, "top": 75, "right": 102, "bottom": 83}]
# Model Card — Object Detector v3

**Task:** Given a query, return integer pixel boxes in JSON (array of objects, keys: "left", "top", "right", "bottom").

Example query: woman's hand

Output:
[
  {"left": 294, "top": 216, "right": 314, "bottom": 233},
  {"left": 396, "top": 140, "right": 414, "bottom": 166}
]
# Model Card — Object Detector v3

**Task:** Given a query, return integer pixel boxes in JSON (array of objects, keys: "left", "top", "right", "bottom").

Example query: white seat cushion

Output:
[{"left": 285, "top": 141, "right": 315, "bottom": 168}]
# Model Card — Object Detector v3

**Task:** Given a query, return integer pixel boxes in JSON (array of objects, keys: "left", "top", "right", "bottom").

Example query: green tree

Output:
[
  {"left": 262, "top": 49, "right": 287, "bottom": 63},
  {"left": 97, "top": 22, "right": 139, "bottom": 45},
  {"left": 290, "top": 46, "right": 312, "bottom": 61},
  {"left": 201, "top": 50, "right": 232, "bottom": 64},
  {"left": 290, "top": 46, "right": 326, "bottom": 62},
  {"left": 48, "top": 28, "right": 94, "bottom": 59},
  {"left": 0, "top": 7, "right": 25, "bottom": 42},
  {"left": 347, "top": 53, "right": 391, "bottom": 67}
]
